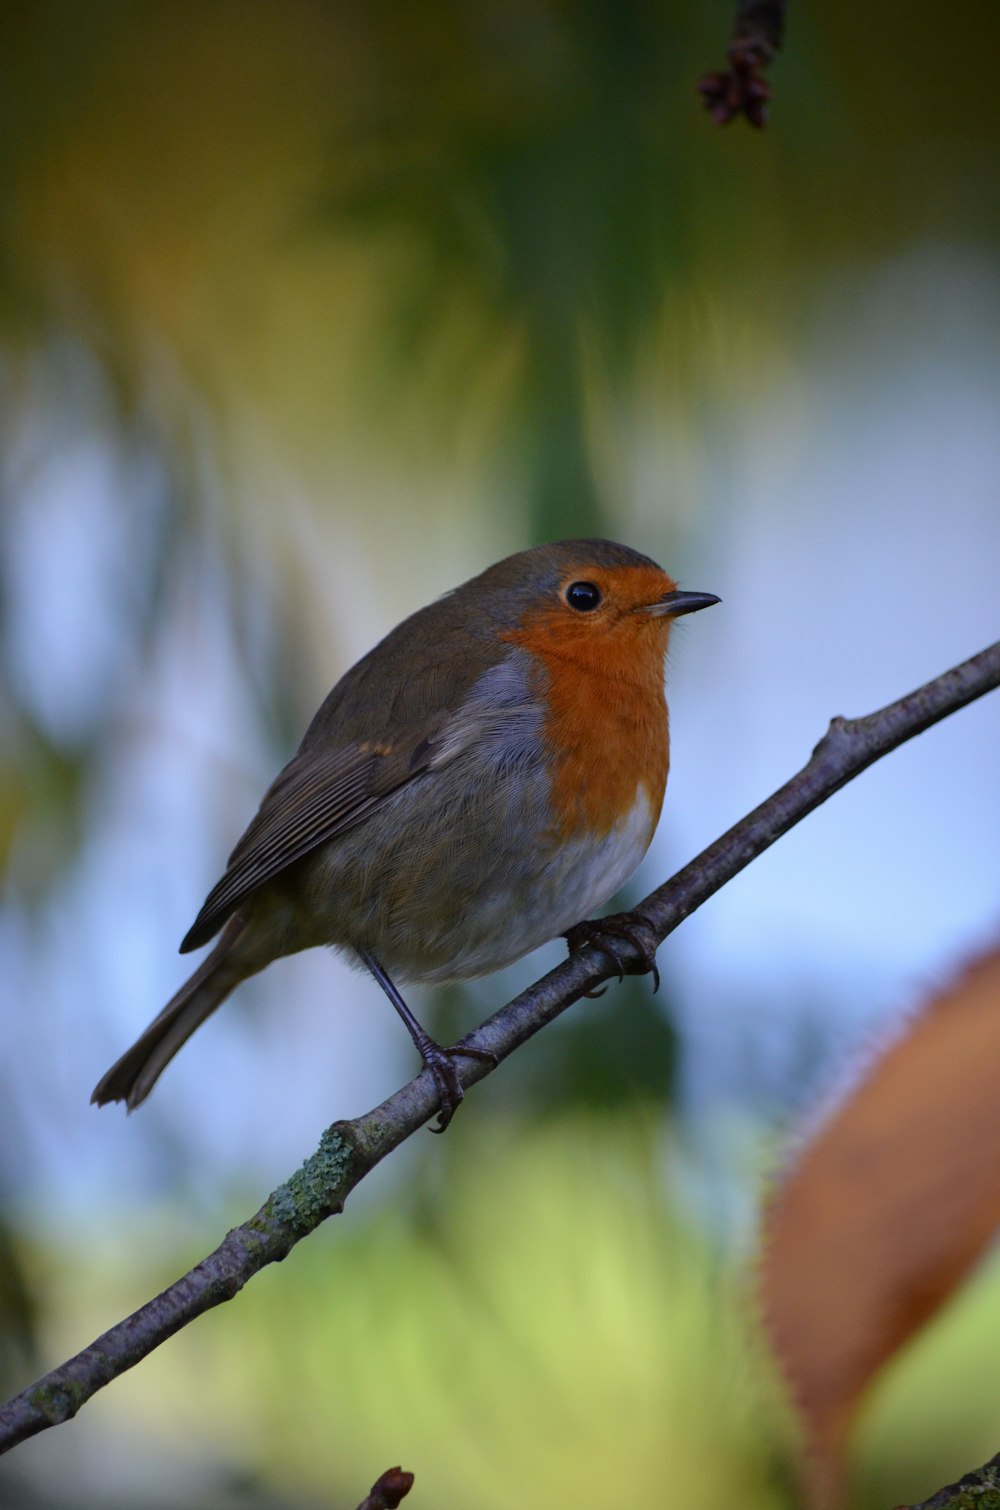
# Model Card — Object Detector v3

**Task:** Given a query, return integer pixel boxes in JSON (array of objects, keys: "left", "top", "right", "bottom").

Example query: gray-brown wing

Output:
[{"left": 179, "top": 741, "right": 423, "bottom": 952}]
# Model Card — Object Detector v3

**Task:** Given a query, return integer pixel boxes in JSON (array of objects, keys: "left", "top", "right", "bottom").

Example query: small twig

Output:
[
  {"left": 0, "top": 639, "right": 998, "bottom": 1457},
  {"left": 698, "top": 0, "right": 788, "bottom": 127},
  {"left": 356, "top": 1465, "right": 414, "bottom": 1510}
]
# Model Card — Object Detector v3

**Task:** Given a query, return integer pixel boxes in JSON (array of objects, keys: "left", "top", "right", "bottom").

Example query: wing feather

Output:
[
  {"left": 180, "top": 743, "right": 413, "bottom": 952},
  {"left": 178, "top": 648, "right": 536, "bottom": 954}
]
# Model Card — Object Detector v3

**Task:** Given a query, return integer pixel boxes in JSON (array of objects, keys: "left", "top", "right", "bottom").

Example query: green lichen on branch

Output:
[
  {"left": 263, "top": 1123, "right": 356, "bottom": 1234},
  {"left": 26, "top": 1380, "right": 85, "bottom": 1425},
  {"left": 905, "top": 1460, "right": 1000, "bottom": 1510},
  {"left": 945, "top": 1483, "right": 1000, "bottom": 1510},
  {"left": 937, "top": 1490, "right": 1000, "bottom": 1510}
]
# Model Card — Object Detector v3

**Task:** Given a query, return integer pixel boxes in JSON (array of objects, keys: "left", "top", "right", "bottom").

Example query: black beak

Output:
[{"left": 644, "top": 590, "right": 721, "bottom": 619}]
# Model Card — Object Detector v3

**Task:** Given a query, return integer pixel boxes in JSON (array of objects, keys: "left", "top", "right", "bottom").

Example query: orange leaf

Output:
[{"left": 759, "top": 940, "right": 1000, "bottom": 1510}]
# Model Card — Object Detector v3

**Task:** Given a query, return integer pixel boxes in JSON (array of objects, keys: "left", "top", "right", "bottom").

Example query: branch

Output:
[
  {"left": 698, "top": 0, "right": 788, "bottom": 127},
  {"left": 1, "top": 639, "right": 998, "bottom": 1457},
  {"left": 894, "top": 1453, "right": 1000, "bottom": 1509}
]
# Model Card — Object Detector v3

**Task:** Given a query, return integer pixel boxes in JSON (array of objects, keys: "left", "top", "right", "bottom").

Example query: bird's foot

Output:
[
  {"left": 358, "top": 949, "right": 497, "bottom": 1133},
  {"left": 564, "top": 912, "right": 661, "bottom": 996},
  {"left": 418, "top": 1037, "right": 497, "bottom": 1133}
]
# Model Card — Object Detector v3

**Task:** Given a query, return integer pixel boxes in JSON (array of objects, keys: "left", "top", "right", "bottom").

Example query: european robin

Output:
[{"left": 92, "top": 539, "right": 718, "bottom": 1129}]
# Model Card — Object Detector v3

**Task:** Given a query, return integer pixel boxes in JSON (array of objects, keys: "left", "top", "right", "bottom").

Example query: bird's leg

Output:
[
  {"left": 564, "top": 912, "right": 661, "bottom": 995},
  {"left": 359, "top": 951, "right": 495, "bottom": 1132}
]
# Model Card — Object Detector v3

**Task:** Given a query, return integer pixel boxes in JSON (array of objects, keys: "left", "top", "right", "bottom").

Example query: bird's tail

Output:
[{"left": 91, "top": 919, "right": 253, "bottom": 1112}]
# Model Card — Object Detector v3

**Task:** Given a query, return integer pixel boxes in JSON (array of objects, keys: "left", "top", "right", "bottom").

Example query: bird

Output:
[{"left": 92, "top": 539, "right": 718, "bottom": 1130}]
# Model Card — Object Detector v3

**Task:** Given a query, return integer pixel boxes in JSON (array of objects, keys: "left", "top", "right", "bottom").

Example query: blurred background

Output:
[{"left": 1, "top": 2, "right": 999, "bottom": 1505}]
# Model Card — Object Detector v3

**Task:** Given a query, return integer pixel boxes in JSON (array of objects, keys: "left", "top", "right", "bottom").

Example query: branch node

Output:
[{"left": 811, "top": 716, "right": 856, "bottom": 759}]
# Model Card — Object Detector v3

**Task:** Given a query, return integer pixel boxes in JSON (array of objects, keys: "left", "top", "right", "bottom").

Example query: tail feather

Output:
[{"left": 92, "top": 922, "right": 251, "bottom": 1111}]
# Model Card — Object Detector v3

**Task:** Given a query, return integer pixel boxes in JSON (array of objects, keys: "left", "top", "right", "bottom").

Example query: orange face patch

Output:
[{"left": 501, "top": 564, "right": 674, "bottom": 841}]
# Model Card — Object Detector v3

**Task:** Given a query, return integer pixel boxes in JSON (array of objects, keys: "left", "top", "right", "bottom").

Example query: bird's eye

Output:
[{"left": 564, "top": 580, "right": 602, "bottom": 612}]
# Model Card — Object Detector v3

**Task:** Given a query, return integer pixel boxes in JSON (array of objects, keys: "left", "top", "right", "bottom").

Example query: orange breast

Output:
[{"left": 503, "top": 604, "right": 670, "bottom": 843}]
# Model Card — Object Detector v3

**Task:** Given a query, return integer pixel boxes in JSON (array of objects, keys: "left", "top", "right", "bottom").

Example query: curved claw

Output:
[
  {"left": 564, "top": 921, "right": 624, "bottom": 983},
  {"left": 425, "top": 1043, "right": 498, "bottom": 1133},
  {"left": 564, "top": 913, "right": 661, "bottom": 993},
  {"left": 422, "top": 1046, "right": 463, "bottom": 1133}
]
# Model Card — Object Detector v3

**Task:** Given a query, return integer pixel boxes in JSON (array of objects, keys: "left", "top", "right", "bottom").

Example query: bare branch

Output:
[{"left": 1, "top": 638, "right": 998, "bottom": 1457}]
